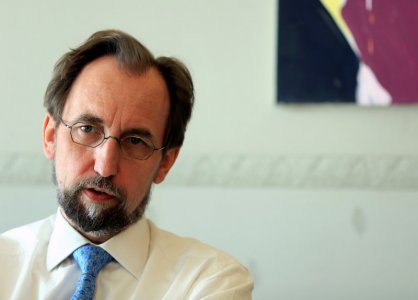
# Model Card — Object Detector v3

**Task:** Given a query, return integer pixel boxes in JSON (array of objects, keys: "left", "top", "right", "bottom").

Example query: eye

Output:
[
  {"left": 126, "top": 136, "right": 146, "bottom": 145},
  {"left": 80, "top": 125, "right": 94, "bottom": 133},
  {"left": 70, "top": 123, "right": 103, "bottom": 146},
  {"left": 73, "top": 123, "right": 102, "bottom": 137}
]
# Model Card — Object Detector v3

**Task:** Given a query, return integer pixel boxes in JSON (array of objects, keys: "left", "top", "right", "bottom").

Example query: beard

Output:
[{"left": 54, "top": 169, "right": 150, "bottom": 239}]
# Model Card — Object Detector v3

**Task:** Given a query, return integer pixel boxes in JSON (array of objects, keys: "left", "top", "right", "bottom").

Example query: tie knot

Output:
[{"left": 72, "top": 244, "right": 113, "bottom": 276}]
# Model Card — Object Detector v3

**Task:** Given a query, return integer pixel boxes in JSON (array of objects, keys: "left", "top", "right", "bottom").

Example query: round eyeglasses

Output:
[{"left": 61, "top": 119, "right": 165, "bottom": 160}]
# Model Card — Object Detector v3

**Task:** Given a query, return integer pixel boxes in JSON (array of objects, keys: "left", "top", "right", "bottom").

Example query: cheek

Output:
[
  {"left": 54, "top": 141, "right": 93, "bottom": 187},
  {"left": 121, "top": 162, "right": 160, "bottom": 211}
]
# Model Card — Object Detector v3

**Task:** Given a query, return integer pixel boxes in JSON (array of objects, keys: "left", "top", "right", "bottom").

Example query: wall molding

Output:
[{"left": 1, "top": 153, "right": 418, "bottom": 189}]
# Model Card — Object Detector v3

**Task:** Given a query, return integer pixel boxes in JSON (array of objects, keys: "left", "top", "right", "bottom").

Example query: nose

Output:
[{"left": 93, "top": 137, "right": 120, "bottom": 178}]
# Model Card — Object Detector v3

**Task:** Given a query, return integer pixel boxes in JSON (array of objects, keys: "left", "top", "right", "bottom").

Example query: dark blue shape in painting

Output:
[{"left": 277, "top": 0, "right": 359, "bottom": 103}]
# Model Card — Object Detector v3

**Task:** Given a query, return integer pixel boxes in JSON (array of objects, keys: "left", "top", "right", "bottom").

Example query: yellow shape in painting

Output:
[{"left": 320, "top": 0, "right": 355, "bottom": 46}]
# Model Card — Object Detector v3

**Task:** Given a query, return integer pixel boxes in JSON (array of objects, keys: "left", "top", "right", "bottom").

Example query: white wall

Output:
[
  {"left": 2, "top": 0, "right": 418, "bottom": 159},
  {"left": 1, "top": 1, "right": 418, "bottom": 299}
]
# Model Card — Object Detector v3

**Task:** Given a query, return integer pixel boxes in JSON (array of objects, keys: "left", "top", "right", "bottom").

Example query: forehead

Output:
[{"left": 62, "top": 56, "right": 170, "bottom": 140}]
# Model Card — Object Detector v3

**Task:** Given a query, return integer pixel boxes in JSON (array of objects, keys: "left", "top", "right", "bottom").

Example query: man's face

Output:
[{"left": 43, "top": 56, "right": 179, "bottom": 242}]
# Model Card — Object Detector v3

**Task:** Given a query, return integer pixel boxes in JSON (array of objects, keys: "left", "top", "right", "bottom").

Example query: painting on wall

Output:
[{"left": 277, "top": 0, "right": 418, "bottom": 105}]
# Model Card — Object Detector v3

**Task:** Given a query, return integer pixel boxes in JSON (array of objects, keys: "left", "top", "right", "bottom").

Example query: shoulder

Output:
[
  {"left": 147, "top": 219, "right": 235, "bottom": 262},
  {"left": 146, "top": 219, "right": 253, "bottom": 299},
  {"left": 0, "top": 214, "right": 56, "bottom": 255},
  {"left": 0, "top": 215, "right": 56, "bottom": 297}
]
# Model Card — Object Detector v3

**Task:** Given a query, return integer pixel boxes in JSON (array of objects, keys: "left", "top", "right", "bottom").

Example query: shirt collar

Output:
[
  {"left": 46, "top": 208, "right": 89, "bottom": 271},
  {"left": 46, "top": 208, "right": 150, "bottom": 279},
  {"left": 101, "top": 216, "right": 150, "bottom": 279}
]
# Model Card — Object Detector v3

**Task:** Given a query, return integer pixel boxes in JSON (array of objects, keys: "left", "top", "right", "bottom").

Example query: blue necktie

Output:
[{"left": 71, "top": 244, "right": 113, "bottom": 300}]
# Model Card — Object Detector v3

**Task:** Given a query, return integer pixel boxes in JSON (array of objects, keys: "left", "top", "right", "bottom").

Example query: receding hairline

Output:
[{"left": 44, "top": 29, "right": 194, "bottom": 149}]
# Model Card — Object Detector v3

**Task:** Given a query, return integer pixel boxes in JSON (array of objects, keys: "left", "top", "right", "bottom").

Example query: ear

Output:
[
  {"left": 42, "top": 114, "right": 56, "bottom": 160},
  {"left": 153, "top": 147, "right": 180, "bottom": 184}
]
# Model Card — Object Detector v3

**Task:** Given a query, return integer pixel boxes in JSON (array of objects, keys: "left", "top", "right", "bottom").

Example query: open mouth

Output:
[
  {"left": 88, "top": 188, "right": 110, "bottom": 195},
  {"left": 83, "top": 187, "right": 116, "bottom": 203}
]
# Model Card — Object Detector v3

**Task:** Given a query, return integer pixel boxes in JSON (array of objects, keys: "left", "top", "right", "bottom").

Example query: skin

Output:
[{"left": 42, "top": 55, "right": 179, "bottom": 243}]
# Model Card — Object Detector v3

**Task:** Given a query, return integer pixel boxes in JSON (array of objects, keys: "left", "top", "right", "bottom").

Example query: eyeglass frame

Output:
[{"left": 60, "top": 118, "right": 166, "bottom": 160}]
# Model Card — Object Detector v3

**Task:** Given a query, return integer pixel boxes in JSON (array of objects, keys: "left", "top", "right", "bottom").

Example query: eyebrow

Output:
[
  {"left": 71, "top": 114, "right": 104, "bottom": 125},
  {"left": 122, "top": 128, "right": 153, "bottom": 140},
  {"left": 70, "top": 113, "right": 154, "bottom": 140}
]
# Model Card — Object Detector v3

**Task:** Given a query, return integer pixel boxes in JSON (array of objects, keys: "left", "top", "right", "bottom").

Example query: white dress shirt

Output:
[{"left": 0, "top": 209, "right": 253, "bottom": 299}]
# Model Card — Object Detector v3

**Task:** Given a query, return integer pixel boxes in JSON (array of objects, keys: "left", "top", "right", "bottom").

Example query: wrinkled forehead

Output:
[{"left": 62, "top": 56, "right": 170, "bottom": 144}]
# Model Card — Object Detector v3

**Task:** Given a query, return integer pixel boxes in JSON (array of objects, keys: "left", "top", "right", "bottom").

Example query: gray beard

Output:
[{"left": 55, "top": 172, "right": 150, "bottom": 239}]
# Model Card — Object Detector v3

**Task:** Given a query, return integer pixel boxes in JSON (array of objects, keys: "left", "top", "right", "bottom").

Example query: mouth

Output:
[{"left": 82, "top": 186, "right": 118, "bottom": 203}]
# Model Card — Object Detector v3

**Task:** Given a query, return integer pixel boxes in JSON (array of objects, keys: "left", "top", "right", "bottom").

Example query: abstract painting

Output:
[{"left": 277, "top": 0, "right": 418, "bottom": 105}]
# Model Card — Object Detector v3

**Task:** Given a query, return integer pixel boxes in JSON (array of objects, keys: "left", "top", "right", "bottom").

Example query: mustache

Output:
[{"left": 74, "top": 176, "right": 127, "bottom": 203}]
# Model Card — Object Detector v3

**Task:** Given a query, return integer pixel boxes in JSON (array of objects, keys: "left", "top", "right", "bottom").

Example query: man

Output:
[{"left": 0, "top": 29, "right": 253, "bottom": 299}]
